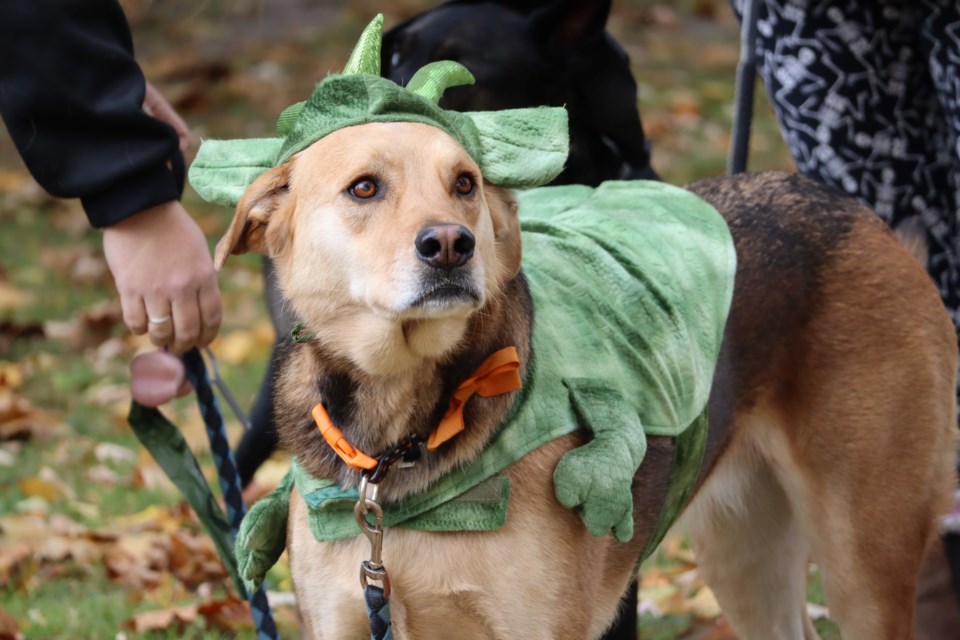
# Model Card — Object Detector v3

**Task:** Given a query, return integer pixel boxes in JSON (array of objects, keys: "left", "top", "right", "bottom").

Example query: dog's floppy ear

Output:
[
  {"left": 214, "top": 163, "right": 292, "bottom": 270},
  {"left": 531, "top": 0, "right": 610, "bottom": 50},
  {"left": 486, "top": 184, "right": 523, "bottom": 280}
]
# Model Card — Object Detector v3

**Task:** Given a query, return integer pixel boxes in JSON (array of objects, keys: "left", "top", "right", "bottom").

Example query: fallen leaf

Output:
[
  {"left": 0, "top": 390, "right": 31, "bottom": 423},
  {"left": 0, "top": 543, "right": 33, "bottom": 589},
  {"left": 170, "top": 530, "right": 228, "bottom": 588},
  {"left": 699, "top": 618, "right": 738, "bottom": 640},
  {"left": 198, "top": 597, "right": 253, "bottom": 632},
  {"left": 214, "top": 330, "right": 261, "bottom": 365},
  {"left": 85, "top": 464, "right": 119, "bottom": 486},
  {"left": 16, "top": 477, "right": 60, "bottom": 502},
  {"left": 0, "top": 390, "right": 61, "bottom": 441},
  {"left": 123, "top": 605, "right": 198, "bottom": 633},
  {"left": 42, "top": 299, "right": 123, "bottom": 350},
  {"left": 34, "top": 535, "right": 101, "bottom": 565},
  {"left": 94, "top": 442, "right": 136, "bottom": 465},
  {"left": 0, "top": 363, "right": 23, "bottom": 389},
  {"left": 0, "top": 284, "right": 30, "bottom": 313},
  {"left": 0, "top": 321, "right": 45, "bottom": 354},
  {"left": 104, "top": 538, "right": 167, "bottom": 591},
  {"left": 38, "top": 466, "right": 75, "bottom": 500},
  {"left": 0, "top": 606, "right": 21, "bottom": 640},
  {"left": 689, "top": 586, "right": 721, "bottom": 619}
]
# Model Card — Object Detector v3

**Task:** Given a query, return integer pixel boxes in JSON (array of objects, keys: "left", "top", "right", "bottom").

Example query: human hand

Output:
[
  {"left": 103, "top": 200, "right": 222, "bottom": 352},
  {"left": 143, "top": 81, "right": 192, "bottom": 153}
]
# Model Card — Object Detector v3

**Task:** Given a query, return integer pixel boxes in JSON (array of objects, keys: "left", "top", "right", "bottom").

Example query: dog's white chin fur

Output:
[{"left": 310, "top": 310, "right": 472, "bottom": 375}]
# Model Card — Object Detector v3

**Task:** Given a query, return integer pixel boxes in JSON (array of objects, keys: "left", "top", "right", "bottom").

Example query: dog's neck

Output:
[{"left": 273, "top": 274, "right": 533, "bottom": 500}]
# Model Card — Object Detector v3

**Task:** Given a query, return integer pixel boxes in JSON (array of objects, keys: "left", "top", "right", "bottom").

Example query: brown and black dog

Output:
[{"left": 217, "top": 122, "right": 957, "bottom": 639}]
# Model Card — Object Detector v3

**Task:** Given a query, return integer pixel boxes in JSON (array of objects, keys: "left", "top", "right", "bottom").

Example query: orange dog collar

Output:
[{"left": 313, "top": 346, "right": 522, "bottom": 472}]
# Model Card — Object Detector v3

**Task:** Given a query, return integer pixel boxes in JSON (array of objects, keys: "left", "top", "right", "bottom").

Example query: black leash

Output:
[
  {"left": 728, "top": 0, "right": 762, "bottom": 175},
  {"left": 128, "top": 348, "right": 279, "bottom": 639}
]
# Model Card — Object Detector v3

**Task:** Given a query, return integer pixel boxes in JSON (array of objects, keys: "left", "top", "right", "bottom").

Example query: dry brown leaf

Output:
[
  {"left": 0, "top": 321, "right": 45, "bottom": 355},
  {"left": 94, "top": 442, "right": 136, "bottom": 465},
  {"left": 198, "top": 596, "right": 253, "bottom": 632},
  {"left": 123, "top": 604, "right": 198, "bottom": 634},
  {"left": 214, "top": 329, "right": 261, "bottom": 365},
  {"left": 670, "top": 91, "right": 703, "bottom": 118},
  {"left": 0, "top": 605, "right": 22, "bottom": 640},
  {"left": 34, "top": 535, "right": 101, "bottom": 565},
  {"left": 16, "top": 477, "right": 60, "bottom": 502},
  {"left": 85, "top": 464, "right": 119, "bottom": 486},
  {"left": 104, "top": 546, "right": 165, "bottom": 591},
  {"left": 170, "top": 530, "right": 228, "bottom": 588},
  {"left": 0, "top": 170, "right": 29, "bottom": 193},
  {"left": 0, "top": 543, "right": 33, "bottom": 590},
  {"left": 699, "top": 618, "right": 738, "bottom": 640},
  {"left": 0, "top": 363, "right": 23, "bottom": 390},
  {"left": 42, "top": 299, "right": 123, "bottom": 350},
  {"left": 689, "top": 586, "right": 722, "bottom": 620},
  {"left": 0, "top": 390, "right": 61, "bottom": 441},
  {"left": 103, "top": 527, "right": 172, "bottom": 591},
  {"left": 0, "top": 390, "right": 31, "bottom": 423},
  {"left": 0, "top": 284, "right": 30, "bottom": 313}
]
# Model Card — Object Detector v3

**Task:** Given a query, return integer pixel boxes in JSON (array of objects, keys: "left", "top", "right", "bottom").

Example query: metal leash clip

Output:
[{"left": 355, "top": 474, "right": 391, "bottom": 599}]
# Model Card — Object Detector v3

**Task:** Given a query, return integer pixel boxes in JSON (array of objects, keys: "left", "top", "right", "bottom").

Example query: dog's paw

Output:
[
  {"left": 556, "top": 378, "right": 648, "bottom": 542},
  {"left": 553, "top": 441, "right": 635, "bottom": 543}
]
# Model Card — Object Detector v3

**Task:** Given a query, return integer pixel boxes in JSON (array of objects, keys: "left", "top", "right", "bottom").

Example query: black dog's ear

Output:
[{"left": 531, "top": 0, "right": 611, "bottom": 50}]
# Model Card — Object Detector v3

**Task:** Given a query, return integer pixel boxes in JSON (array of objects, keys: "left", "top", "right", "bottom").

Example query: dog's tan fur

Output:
[{"left": 218, "top": 122, "right": 958, "bottom": 639}]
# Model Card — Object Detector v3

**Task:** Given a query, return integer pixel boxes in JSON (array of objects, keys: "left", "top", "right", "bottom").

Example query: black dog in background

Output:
[
  {"left": 382, "top": 0, "right": 658, "bottom": 184},
  {"left": 234, "top": 3, "right": 656, "bottom": 637}
]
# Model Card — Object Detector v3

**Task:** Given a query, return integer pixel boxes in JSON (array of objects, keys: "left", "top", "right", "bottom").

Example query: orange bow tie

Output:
[
  {"left": 426, "top": 346, "right": 522, "bottom": 450},
  {"left": 313, "top": 347, "right": 522, "bottom": 472}
]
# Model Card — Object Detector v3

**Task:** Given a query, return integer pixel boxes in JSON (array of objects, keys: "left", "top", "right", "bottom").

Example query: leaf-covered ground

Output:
[{"left": 0, "top": 1, "right": 823, "bottom": 638}]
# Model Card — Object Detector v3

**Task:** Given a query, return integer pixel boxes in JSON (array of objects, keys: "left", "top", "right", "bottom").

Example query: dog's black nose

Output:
[{"left": 415, "top": 224, "right": 475, "bottom": 270}]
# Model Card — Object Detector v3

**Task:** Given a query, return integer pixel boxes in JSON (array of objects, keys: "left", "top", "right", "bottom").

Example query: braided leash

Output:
[
  {"left": 727, "top": 0, "right": 762, "bottom": 175},
  {"left": 129, "top": 349, "right": 279, "bottom": 640}
]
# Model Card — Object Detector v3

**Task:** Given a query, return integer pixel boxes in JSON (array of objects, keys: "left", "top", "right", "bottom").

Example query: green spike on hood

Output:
[
  {"left": 189, "top": 14, "right": 569, "bottom": 208},
  {"left": 341, "top": 13, "right": 384, "bottom": 76}
]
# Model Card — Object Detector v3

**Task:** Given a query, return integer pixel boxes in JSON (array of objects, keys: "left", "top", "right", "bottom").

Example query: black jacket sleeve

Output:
[{"left": 0, "top": 0, "right": 183, "bottom": 228}]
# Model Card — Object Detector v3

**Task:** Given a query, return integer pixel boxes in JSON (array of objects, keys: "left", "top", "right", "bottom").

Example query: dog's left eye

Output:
[
  {"left": 455, "top": 174, "right": 475, "bottom": 195},
  {"left": 349, "top": 178, "right": 378, "bottom": 199}
]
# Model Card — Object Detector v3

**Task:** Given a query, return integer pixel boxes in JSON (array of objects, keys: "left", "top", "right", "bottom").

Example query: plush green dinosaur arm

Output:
[
  {"left": 236, "top": 469, "right": 293, "bottom": 594},
  {"left": 553, "top": 378, "right": 647, "bottom": 543}
]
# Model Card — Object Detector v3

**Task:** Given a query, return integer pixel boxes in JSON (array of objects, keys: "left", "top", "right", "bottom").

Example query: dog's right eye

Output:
[{"left": 349, "top": 178, "right": 378, "bottom": 199}]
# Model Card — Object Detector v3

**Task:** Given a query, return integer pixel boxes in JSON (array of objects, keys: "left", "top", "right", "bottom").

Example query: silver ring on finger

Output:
[{"left": 148, "top": 315, "right": 172, "bottom": 325}]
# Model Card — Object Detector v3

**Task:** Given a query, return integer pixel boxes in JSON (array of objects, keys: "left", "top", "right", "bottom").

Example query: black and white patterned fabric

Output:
[{"left": 734, "top": 0, "right": 960, "bottom": 338}]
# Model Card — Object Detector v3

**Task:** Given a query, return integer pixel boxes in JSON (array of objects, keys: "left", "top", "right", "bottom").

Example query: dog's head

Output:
[
  {"left": 193, "top": 15, "right": 566, "bottom": 375},
  {"left": 214, "top": 122, "right": 523, "bottom": 375}
]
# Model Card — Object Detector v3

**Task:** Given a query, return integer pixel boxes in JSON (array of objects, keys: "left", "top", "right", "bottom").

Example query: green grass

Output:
[{"left": 3, "top": 572, "right": 253, "bottom": 640}]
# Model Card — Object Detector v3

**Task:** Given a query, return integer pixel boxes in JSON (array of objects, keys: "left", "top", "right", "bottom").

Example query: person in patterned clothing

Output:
[{"left": 733, "top": 1, "right": 960, "bottom": 634}]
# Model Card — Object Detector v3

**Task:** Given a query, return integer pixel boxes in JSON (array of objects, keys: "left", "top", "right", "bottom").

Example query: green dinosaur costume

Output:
[{"left": 188, "top": 15, "right": 736, "bottom": 595}]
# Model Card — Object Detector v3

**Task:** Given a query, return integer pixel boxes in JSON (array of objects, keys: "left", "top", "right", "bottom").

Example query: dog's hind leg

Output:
[{"left": 682, "top": 431, "right": 820, "bottom": 640}]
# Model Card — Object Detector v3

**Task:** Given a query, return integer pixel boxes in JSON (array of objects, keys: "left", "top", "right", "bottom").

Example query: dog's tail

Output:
[{"left": 892, "top": 216, "right": 928, "bottom": 267}]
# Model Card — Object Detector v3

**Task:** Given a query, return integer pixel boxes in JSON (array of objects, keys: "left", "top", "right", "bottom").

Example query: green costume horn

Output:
[{"left": 188, "top": 14, "right": 570, "bottom": 208}]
